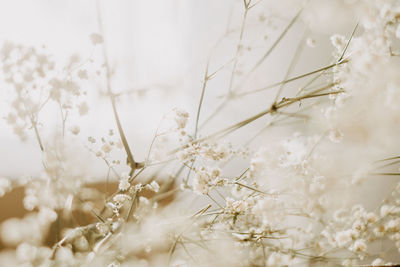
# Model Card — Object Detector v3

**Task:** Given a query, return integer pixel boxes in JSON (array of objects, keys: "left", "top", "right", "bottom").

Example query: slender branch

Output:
[{"left": 96, "top": 1, "right": 142, "bottom": 176}]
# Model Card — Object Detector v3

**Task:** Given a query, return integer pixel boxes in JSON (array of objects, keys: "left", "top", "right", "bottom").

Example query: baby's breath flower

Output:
[
  {"left": 172, "top": 108, "right": 189, "bottom": 129},
  {"left": 146, "top": 181, "right": 160, "bottom": 193},
  {"left": 306, "top": 37, "right": 316, "bottom": 48},
  {"left": 77, "top": 69, "right": 88, "bottom": 79},
  {"left": 119, "top": 177, "right": 130, "bottom": 191},
  {"left": 350, "top": 239, "right": 367, "bottom": 253},
  {"left": 0, "top": 177, "right": 11, "bottom": 197},
  {"left": 335, "top": 230, "right": 353, "bottom": 247},
  {"left": 78, "top": 102, "right": 89, "bottom": 116},
  {"left": 90, "top": 33, "right": 104, "bottom": 45},
  {"left": 69, "top": 125, "right": 80, "bottom": 135},
  {"left": 113, "top": 194, "right": 131, "bottom": 204},
  {"left": 101, "top": 143, "right": 112, "bottom": 153}
]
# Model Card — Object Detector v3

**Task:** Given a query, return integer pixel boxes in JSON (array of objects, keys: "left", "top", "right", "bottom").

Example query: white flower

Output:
[
  {"left": 335, "top": 230, "right": 353, "bottom": 247},
  {"left": 101, "top": 143, "right": 112, "bottom": 153},
  {"left": 328, "top": 129, "right": 343, "bottom": 143},
  {"left": 371, "top": 258, "right": 385, "bottom": 266},
  {"left": 172, "top": 108, "right": 189, "bottom": 129},
  {"left": 385, "top": 219, "right": 400, "bottom": 231},
  {"left": 119, "top": 178, "right": 130, "bottom": 191},
  {"left": 38, "top": 207, "right": 57, "bottom": 225},
  {"left": 306, "top": 37, "right": 316, "bottom": 48},
  {"left": 0, "top": 177, "right": 11, "bottom": 197},
  {"left": 16, "top": 242, "right": 37, "bottom": 262},
  {"left": 90, "top": 33, "right": 104, "bottom": 45},
  {"left": 113, "top": 194, "right": 131, "bottom": 203},
  {"left": 192, "top": 167, "right": 221, "bottom": 195},
  {"left": 77, "top": 69, "right": 88, "bottom": 79},
  {"left": 146, "top": 181, "right": 160, "bottom": 193},
  {"left": 330, "top": 34, "right": 346, "bottom": 51},
  {"left": 69, "top": 125, "right": 80, "bottom": 135},
  {"left": 78, "top": 102, "right": 89, "bottom": 116},
  {"left": 380, "top": 205, "right": 394, "bottom": 217},
  {"left": 350, "top": 239, "right": 367, "bottom": 253}
]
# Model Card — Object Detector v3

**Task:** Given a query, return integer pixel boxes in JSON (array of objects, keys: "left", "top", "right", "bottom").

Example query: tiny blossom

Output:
[
  {"left": 146, "top": 181, "right": 160, "bottom": 193},
  {"left": 88, "top": 136, "right": 96, "bottom": 143},
  {"left": 333, "top": 209, "right": 348, "bottom": 222},
  {"left": 380, "top": 205, "right": 394, "bottom": 217},
  {"left": 77, "top": 69, "right": 88, "bottom": 79},
  {"left": 278, "top": 134, "right": 310, "bottom": 167},
  {"left": 96, "top": 223, "right": 109, "bottom": 236},
  {"left": 249, "top": 150, "right": 267, "bottom": 178},
  {"left": 371, "top": 258, "right": 385, "bottom": 266},
  {"left": 16, "top": 242, "right": 37, "bottom": 263},
  {"left": 172, "top": 108, "right": 189, "bottom": 129},
  {"left": 335, "top": 230, "right": 353, "bottom": 247},
  {"left": 306, "top": 37, "right": 316, "bottom": 48},
  {"left": 90, "top": 33, "right": 104, "bottom": 45},
  {"left": 113, "top": 194, "right": 131, "bottom": 204},
  {"left": 139, "top": 196, "right": 150, "bottom": 205},
  {"left": 23, "top": 193, "right": 38, "bottom": 211},
  {"left": 119, "top": 176, "right": 130, "bottom": 191},
  {"left": 38, "top": 207, "right": 57, "bottom": 224},
  {"left": 328, "top": 128, "right": 343, "bottom": 143},
  {"left": 350, "top": 239, "right": 367, "bottom": 253},
  {"left": 0, "top": 177, "right": 11, "bottom": 197},
  {"left": 192, "top": 167, "right": 222, "bottom": 195},
  {"left": 330, "top": 34, "right": 346, "bottom": 51},
  {"left": 396, "top": 24, "right": 400, "bottom": 39},
  {"left": 101, "top": 143, "right": 112, "bottom": 153},
  {"left": 385, "top": 219, "right": 400, "bottom": 231},
  {"left": 69, "top": 125, "right": 80, "bottom": 135},
  {"left": 78, "top": 102, "right": 89, "bottom": 116}
]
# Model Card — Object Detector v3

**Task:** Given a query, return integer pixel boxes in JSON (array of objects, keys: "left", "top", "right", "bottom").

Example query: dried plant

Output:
[{"left": 0, "top": 0, "right": 400, "bottom": 266}]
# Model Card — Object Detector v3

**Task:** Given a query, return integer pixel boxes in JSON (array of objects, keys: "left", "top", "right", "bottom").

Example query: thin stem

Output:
[
  {"left": 250, "top": 8, "right": 303, "bottom": 73},
  {"left": 96, "top": 1, "right": 141, "bottom": 176}
]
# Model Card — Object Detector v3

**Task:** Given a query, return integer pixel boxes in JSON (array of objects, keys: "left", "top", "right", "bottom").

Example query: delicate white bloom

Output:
[
  {"left": 335, "top": 230, "right": 353, "bottom": 247},
  {"left": 350, "top": 239, "right": 367, "bottom": 253},
  {"left": 55, "top": 246, "right": 74, "bottom": 262},
  {"left": 101, "top": 143, "right": 112, "bottom": 153},
  {"left": 385, "top": 219, "right": 400, "bottom": 232},
  {"left": 279, "top": 134, "right": 310, "bottom": 167},
  {"left": 146, "top": 181, "right": 160, "bottom": 193},
  {"left": 74, "top": 235, "right": 89, "bottom": 251},
  {"left": 113, "top": 194, "right": 131, "bottom": 204},
  {"left": 192, "top": 167, "right": 221, "bottom": 194},
  {"left": 266, "top": 252, "right": 291, "bottom": 266},
  {"left": 249, "top": 149, "right": 268, "bottom": 178},
  {"left": 77, "top": 69, "right": 88, "bottom": 79},
  {"left": 0, "top": 177, "right": 11, "bottom": 197},
  {"left": 119, "top": 178, "right": 130, "bottom": 191},
  {"left": 371, "top": 258, "right": 385, "bottom": 266},
  {"left": 330, "top": 34, "right": 346, "bottom": 51},
  {"left": 69, "top": 125, "right": 80, "bottom": 135},
  {"left": 90, "top": 33, "right": 104, "bottom": 45},
  {"left": 328, "top": 128, "right": 343, "bottom": 143},
  {"left": 96, "top": 223, "right": 109, "bottom": 236},
  {"left": 38, "top": 207, "right": 57, "bottom": 225},
  {"left": 225, "top": 197, "right": 251, "bottom": 214},
  {"left": 306, "top": 37, "right": 316, "bottom": 48},
  {"left": 119, "top": 173, "right": 131, "bottom": 191},
  {"left": 380, "top": 205, "right": 394, "bottom": 217},
  {"left": 172, "top": 108, "right": 189, "bottom": 129},
  {"left": 23, "top": 193, "right": 38, "bottom": 211},
  {"left": 78, "top": 102, "right": 89, "bottom": 116},
  {"left": 333, "top": 209, "right": 348, "bottom": 222},
  {"left": 16, "top": 242, "right": 37, "bottom": 263}
]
